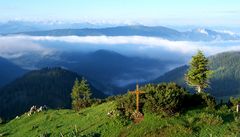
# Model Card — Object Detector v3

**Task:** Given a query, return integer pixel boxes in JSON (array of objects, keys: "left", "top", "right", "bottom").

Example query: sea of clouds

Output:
[{"left": 1, "top": 35, "right": 240, "bottom": 62}]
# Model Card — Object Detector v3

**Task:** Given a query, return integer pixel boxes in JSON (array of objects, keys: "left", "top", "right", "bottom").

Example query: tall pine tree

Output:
[
  {"left": 71, "top": 78, "right": 92, "bottom": 111},
  {"left": 185, "top": 51, "right": 212, "bottom": 93}
]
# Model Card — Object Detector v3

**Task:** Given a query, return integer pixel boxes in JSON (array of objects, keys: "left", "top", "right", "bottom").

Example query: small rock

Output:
[
  {"left": 28, "top": 106, "right": 37, "bottom": 116},
  {"left": 28, "top": 105, "right": 48, "bottom": 116}
]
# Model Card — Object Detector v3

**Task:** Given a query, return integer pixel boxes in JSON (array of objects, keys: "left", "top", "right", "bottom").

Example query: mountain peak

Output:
[
  {"left": 91, "top": 49, "right": 124, "bottom": 58},
  {"left": 195, "top": 28, "right": 209, "bottom": 35}
]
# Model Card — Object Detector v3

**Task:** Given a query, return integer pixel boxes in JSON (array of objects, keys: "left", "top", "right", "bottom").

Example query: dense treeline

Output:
[
  {"left": 209, "top": 52, "right": 240, "bottom": 97},
  {"left": 0, "top": 67, "right": 106, "bottom": 120}
]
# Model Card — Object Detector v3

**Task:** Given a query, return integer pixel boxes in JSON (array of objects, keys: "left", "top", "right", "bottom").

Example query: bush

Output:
[
  {"left": 114, "top": 114, "right": 131, "bottom": 126},
  {"left": 200, "top": 92, "right": 216, "bottom": 109},
  {"left": 0, "top": 117, "right": 4, "bottom": 124},
  {"left": 184, "top": 92, "right": 216, "bottom": 110},
  {"left": 116, "top": 94, "right": 139, "bottom": 118},
  {"left": 106, "top": 95, "right": 122, "bottom": 102},
  {"left": 143, "top": 83, "right": 188, "bottom": 116},
  {"left": 234, "top": 113, "right": 240, "bottom": 122},
  {"left": 90, "top": 99, "right": 105, "bottom": 106},
  {"left": 116, "top": 83, "right": 216, "bottom": 117},
  {"left": 229, "top": 97, "right": 240, "bottom": 111},
  {"left": 219, "top": 105, "right": 230, "bottom": 112},
  {"left": 198, "top": 113, "right": 223, "bottom": 125},
  {"left": 72, "top": 99, "right": 92, "bottom": 111}
]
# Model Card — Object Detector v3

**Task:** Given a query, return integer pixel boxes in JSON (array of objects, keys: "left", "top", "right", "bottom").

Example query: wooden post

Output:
[
  {"left": 237, "top": 104, "right": 240, "bottom": 113},
  {"left": 129, "top": 83, "right": 145, "bottom": 112}
]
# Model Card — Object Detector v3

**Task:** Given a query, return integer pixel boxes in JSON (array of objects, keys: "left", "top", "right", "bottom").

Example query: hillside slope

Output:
[
  {"left": 0, "top": 101, "right": 239, "bottom": 137},
  {"left": 154, "top": 51, "right": 240, "bottom": 99},
  {"left": 0, "top": 57, "right": 26, "bottom": 88},
  {"left": 0, "top": 67, "right": 106, "bottom": 119}
]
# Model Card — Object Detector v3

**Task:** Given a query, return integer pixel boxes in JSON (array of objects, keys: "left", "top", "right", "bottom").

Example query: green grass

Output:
[{"left": 0, "top": 102, "right": 240, "bottom": 137}]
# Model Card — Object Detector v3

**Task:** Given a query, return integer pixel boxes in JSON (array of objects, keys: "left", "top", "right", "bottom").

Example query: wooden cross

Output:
[{"left": 129, "top": 83, "right": 145, "bottom": 112}]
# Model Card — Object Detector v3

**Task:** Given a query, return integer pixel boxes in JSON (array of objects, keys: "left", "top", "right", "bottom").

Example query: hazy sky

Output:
[{"left": 1, "top": 0, "right": 240, "bottom": 25}]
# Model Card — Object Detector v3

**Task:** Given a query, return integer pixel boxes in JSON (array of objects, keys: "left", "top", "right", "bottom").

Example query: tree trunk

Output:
[{"left": 197, "top": 86, "right": 202, "bottom": 93}]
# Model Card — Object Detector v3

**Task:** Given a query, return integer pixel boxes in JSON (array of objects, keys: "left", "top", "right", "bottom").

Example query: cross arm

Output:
[{"left": 129, "top": 91, "right": 136, "bottom": 94}]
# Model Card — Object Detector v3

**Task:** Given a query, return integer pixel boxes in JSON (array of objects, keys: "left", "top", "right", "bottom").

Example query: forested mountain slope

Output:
[
  {"left": 0, "top": 67, "right": 105, "bottom": 119},
  {"left": 0, "top": 57, "right": 26, "bottom": 88},
  {"left": 154, "top": 52, "right": 240, "bottom": 99}
]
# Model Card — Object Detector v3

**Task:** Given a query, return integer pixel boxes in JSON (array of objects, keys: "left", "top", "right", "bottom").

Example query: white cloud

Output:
[
  {"left": 1, "top": 35, "right": 240, "bottom": 60},
  {"left": 0, "top": 36, "right": 53, "bottom": 58},
  {"left": 216, "top": 30, "right": 239, "bottom": 36}
]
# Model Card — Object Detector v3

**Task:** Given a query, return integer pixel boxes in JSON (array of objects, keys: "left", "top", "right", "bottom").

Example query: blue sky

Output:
[{"left": 0, "top": 0, "right": 240, "bottom": 25}]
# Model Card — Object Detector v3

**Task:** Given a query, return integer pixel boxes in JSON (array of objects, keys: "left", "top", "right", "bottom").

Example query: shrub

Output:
[
  {"left": 0, "top": 117, "right": 3, "bottom": 124},
  {"left": 143, "top": 83, "right": 188, "bottom": 116},
  {"left": 72, "top": 99, "right": 92, "bottom": 111},
  {"left": 229, "top": 97, "right": 240, "bottom": 111},
  {"left": 106, "top": 95, "right": 122, "bottom": 102},
  {"left": 234, "top": 113, "right": 240, "bottom": 122},
  {"left": 114, "top": 114, "right": 131, "bottom": 126},
  {"left": 90, "top": 99, "right": 105, "bottom": 106},
  {"left": 184, "top": 92, "right": 216, "bottom": 110},
  {"left": 115, "top": 94, "right": 138, "bottom": 118},
  {"left": 198, "top": 113, "right": 223, "bottom": 125},
  {"left": 219, "top": 105, "right": 229, "bottom": 112},
  {"left": 200, "top": 92, "right": 216, "bottom": 109}
]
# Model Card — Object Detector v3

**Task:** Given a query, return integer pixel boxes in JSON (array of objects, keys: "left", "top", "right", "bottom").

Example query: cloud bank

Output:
[
  {"left": 1, "top": 35, "right": 240, "bottom": 60},
  {"left": 0, "top": 36, "right": 53, "bottom": 58}
]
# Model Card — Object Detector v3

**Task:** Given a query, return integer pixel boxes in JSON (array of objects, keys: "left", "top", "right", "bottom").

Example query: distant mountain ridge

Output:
[
  {"left": 9, "top": 49, "right": 176, "bottom": 94},
  {"left": 0, "top": 20, "right": 113, "bottom": 34},
  {"left": 61, "top": 49, "right": 175, "bottom": 94},
  {"left": 9, "top": 25, "right": 240, "bottom": 41}
]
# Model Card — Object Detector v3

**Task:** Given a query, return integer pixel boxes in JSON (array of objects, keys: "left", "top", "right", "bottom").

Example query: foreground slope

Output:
[
  {"left": 0, "top": 67, "right": 106, "bottom": 119},
  {"left": 0, "top": 101, "right": 239, "bottom": 137}
]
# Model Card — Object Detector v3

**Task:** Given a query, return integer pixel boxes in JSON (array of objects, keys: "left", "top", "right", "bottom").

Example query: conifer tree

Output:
[
  {"left": 79, "top": 78, "right": 92, "bottom": 99},
  {"left": 71, "top": 78, "right": 92, "bottom": 111},
  {"left": 185, "top": 51, "right": 212, "bottom": 93},
  {"left": 71, "top": 78, "right": 80, "bottom": 110}
]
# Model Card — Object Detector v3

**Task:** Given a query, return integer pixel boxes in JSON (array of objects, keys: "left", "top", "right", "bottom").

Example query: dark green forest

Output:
[{"left": 0, "top": 67, "right": 106, "bottom": 119}]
